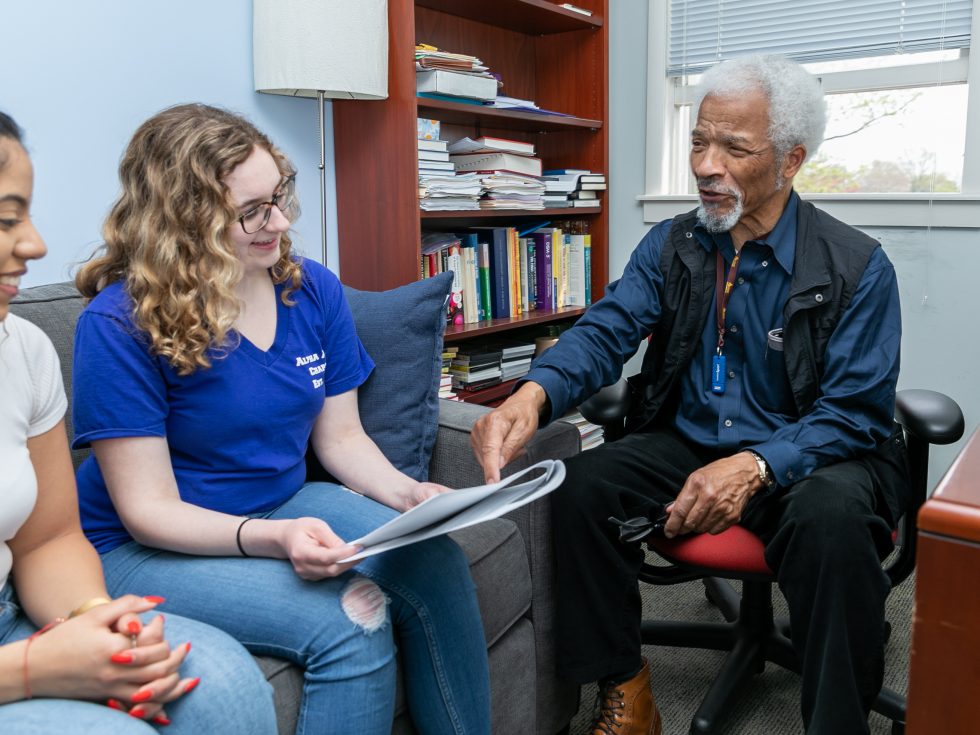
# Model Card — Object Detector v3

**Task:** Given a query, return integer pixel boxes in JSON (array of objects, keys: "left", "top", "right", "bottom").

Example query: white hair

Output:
[{"left": 694, "top": 54, "right": 826, "bottom": 162}]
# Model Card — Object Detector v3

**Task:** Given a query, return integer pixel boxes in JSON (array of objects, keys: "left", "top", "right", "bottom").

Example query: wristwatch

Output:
[{"left": 746, "top": 450, "right": 776, "bottom": 490}]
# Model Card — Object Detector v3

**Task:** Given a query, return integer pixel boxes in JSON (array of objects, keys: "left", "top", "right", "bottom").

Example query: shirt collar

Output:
[{"left": 693, "top": 190, "right": 799, "bottom": 274}]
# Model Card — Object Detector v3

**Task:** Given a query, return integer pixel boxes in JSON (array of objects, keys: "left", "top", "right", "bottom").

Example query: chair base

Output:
[{"left": 640, "top": 578, "right": 905, "bottom": 734}]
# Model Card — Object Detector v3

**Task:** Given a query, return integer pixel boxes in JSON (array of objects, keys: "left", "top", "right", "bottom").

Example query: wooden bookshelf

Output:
[{"left": 332, "top": 0, "right": 608, "bottom": 341}]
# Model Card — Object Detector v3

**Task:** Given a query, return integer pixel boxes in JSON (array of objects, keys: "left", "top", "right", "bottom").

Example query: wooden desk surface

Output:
[
  {"left": 918, "top": 428, "right": 980, "bottom": 543},
  {"left": 907, "top": 426, "right": 980, "bottom": 735}
]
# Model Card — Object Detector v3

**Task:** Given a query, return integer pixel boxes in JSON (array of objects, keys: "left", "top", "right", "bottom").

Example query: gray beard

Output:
[{"left": 697, "top": 193, "right": 744, "bottom": 233}]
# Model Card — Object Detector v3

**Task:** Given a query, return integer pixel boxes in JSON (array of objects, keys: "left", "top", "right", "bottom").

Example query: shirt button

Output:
[
  {"left": 724, "top": 419, "right": 733, "bottom": 427},
  {"left": 730, "top": 325, "right": 738, "bottom": 333},
  {"left": 761, "top": 260, "right": 769, "bottom": 267},
  {"left": 737, "top": 277, "right": 745, "bottom": 285},
  {"left": 728, "top": 370, "right": 735, "bottom": 378},
  {"left": 787, "top": 470, "right": 795, "bottom": 480}
]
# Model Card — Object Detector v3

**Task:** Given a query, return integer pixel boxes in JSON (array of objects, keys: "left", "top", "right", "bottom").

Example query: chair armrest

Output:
[
  {"left": 578, "top": 378, "right": 632, "bottom": 428},
  {"left": 895, "top": 389, "right": 965, "bottom": 446}
]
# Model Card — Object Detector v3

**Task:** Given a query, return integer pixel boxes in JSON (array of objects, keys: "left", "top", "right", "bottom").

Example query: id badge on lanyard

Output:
[{"left": 712, "top": 249, "right": 740, "bottom": 395}]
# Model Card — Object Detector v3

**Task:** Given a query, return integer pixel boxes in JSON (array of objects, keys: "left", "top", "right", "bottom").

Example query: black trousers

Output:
[{"left": 551, "top": 425, "right": 906, "bottom": 734}]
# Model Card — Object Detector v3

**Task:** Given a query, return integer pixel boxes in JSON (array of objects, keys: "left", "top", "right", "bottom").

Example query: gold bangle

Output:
[{"left": 69, "top": 596, "right": 113, "bottom": 618}]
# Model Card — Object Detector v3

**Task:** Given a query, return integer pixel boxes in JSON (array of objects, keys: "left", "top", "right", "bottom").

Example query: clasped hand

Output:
[
  {"left": 662, "top": 452, "right": 763, "bottom": 537},
  {"left": 27, "top": 595, "right": 196, "bottom": 723}
]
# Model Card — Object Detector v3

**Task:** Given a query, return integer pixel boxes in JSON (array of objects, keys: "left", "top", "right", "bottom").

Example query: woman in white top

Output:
[{"left": 0, "top": 111, "right": 277, "bottom": 733}]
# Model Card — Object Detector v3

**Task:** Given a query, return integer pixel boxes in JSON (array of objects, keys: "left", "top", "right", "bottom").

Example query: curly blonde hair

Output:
[{"left": 76, "top": 104, "right": 303, "bottom": 375}]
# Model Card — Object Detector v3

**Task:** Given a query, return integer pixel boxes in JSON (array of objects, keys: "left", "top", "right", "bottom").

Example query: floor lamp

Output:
[{"left": 253, "top": 0, "right": 389, "bottom": 269}]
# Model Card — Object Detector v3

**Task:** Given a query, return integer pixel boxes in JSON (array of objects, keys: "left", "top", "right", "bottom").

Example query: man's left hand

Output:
[{"left": 663, "top": 452, "right": 764, "bottom": 537}]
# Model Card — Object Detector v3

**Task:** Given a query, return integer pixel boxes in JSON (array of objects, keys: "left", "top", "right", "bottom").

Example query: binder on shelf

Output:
[
  {"left": 448, "top": 136, "right": 535, "bottom": 156},
  {"left": 416, "top": 69, "right": 498, "bottom": 101},
  {"left": 450, "top": 152, "right": 542, "bottom": 177}
]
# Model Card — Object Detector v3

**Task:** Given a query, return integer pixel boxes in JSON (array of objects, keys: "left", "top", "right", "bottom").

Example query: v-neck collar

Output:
[{"left": 234, "top": 281, "right": 290, "bottom": 366}]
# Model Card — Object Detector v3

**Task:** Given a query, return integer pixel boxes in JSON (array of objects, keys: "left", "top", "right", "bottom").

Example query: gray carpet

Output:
[{"left": 568, "top": 564, "right": 913, "bottom": 735}]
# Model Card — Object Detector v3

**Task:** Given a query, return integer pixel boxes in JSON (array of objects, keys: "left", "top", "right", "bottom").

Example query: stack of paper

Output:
[
  {"left": 479, "top": 173, "right": 545, "bottom": 210},
  {"left": 418, "top": 172, "right": 483, "bottom": 211}
]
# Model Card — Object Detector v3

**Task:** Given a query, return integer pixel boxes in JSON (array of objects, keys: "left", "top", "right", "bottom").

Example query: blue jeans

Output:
[
  {"left": 0, "top": 584, "right": 276, "bottom": 734},
  {"left": 100, "top": 482, "right": 491, "bottom": 735}
]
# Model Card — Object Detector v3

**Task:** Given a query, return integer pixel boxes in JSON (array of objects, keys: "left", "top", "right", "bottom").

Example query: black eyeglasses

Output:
[
  {"left": 237, "top": 175, "right": 298, "bottom": 234},
  {"left": 608, "top": 512, "right": 670, "bottom": 544}
]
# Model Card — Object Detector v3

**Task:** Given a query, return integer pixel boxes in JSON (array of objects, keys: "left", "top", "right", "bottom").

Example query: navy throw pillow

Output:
[{"left": 342, "top": 272, "right": 452, "bottom": 481}]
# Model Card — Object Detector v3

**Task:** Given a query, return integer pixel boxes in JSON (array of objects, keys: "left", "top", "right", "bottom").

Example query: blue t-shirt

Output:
[{"left": 72, "top": 259, "right": 374, "bottom": 553}]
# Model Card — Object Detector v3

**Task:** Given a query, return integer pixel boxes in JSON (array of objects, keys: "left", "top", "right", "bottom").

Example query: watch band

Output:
[{"left": 747, "top": 451, "right": 775, "bottom": 489}]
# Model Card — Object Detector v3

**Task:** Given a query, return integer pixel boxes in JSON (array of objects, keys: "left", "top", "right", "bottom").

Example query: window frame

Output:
[{"left": 640, "top": 0, "right": 980, "bottom": 227}]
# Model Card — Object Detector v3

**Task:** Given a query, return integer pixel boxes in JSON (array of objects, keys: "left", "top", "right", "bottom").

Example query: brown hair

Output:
[{"left": 76, "top": 104, "right": 302, "bottom": 374}]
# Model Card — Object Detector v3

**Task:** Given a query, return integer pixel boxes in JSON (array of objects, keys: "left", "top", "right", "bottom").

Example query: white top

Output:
[{"left": 0, "top": 314, "right": 67, "bottom": 591}]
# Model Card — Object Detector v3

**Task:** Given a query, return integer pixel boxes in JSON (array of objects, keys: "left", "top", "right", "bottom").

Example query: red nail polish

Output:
[
  {"left": 110, "top": 651, "right": 133, "bottom": 664},
  {"left": 185, "top": 641, "right": 192, "bottom": 653},
  {"left": 127, "top": 620, "right": 141, "bottom": 635},
  {"left": 183, "top": 676, "right": 201, "bottom": 693},
  {"left": 143, "top": 595, "right": 166, "bottom": 604},
  {"left": 129, "top": 707, "right": 146, "bottom": 718},
  {"left": 153, "top": 715, "right": 171, "bottom": 726},
  {"left": 106, "top": 699, "right": 124, "bottom": 710},
  {"left": 131, "top": 689, "right": 153, "bottom": 703}
]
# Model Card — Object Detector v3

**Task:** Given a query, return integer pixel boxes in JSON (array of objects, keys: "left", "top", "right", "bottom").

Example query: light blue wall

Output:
[
  {"left": 608, "top": 3, "right": 977, "bottom": 486},
  {"left": 3, "top": 0, "right": 337, "bottom": 288}
]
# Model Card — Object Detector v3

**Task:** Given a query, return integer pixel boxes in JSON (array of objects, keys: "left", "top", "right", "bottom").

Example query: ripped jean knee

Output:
[{"left": 340, "top": 576, "right": 389, "bottom": 633}]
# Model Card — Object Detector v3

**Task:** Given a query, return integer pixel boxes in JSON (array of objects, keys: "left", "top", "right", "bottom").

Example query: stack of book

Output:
[
  {"left": 439, "top": 345, "right": 459, "bottom": 400},
  {"left": 415, "top": 44, "right": 499, "bottom": 103},
  {"left": 563, "top": 409, "right": 605, "bottom": 451},
  {"left": 541, "top": 169, "right": 606, "bottom": 209},
  {"left": 497, "top": 340, "right": 536, "bottom": 381},
  {"left": 449, "top": 137, "right": 545, "bottom": 210},
  {"left": 448, "top": 345, "right": 502, "bottom": 393},
  {"left": 417, "top": 120, "right": 482, "bottom": 210}
]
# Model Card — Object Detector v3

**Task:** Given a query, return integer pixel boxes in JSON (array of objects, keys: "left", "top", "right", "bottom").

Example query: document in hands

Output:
[{"left": 342, "top": 460, "right": 566, "bottom": 562}]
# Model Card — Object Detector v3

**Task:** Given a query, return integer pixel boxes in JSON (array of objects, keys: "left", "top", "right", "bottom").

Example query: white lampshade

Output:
[{"left": 253, "top": 0, "right": 388, "bottom": 100}]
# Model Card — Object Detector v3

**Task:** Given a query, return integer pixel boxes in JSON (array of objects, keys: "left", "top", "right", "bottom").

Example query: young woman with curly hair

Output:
[
  {"left": 72, "top": 104, "right": 490, "bottom": 735},
  {"left": 0, "top": 110, "right": 276, "bottom": 734}
]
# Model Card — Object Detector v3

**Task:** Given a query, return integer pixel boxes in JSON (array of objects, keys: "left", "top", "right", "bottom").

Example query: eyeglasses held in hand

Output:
[
  {"left": 608, "top": 512, "right": 670, "bottom": 544},
  {"left": 237, "top": 175, "right": 298, "bottom": 234}
]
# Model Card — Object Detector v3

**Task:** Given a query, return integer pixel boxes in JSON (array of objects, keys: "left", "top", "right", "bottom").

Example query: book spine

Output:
[
  {"left": 527, "top": 240, "right": 537, "bottom": 312},
  {"left": 461, "top": 244, "right": 478, "bottom": 324},
  {"left": 584, "top": 234, "right": 592, "bottom": 306},
  {"left": 567, "top": 234, "right": 587, "bottom": 307},
  {"left": 507, "top": 227, "right": 519, "bottom": 317},
  {"left": 489, "top": 229, "right": 511, "bottom": 319},
  {"left": 478, "top": 241, "right": 492, "bottom": 321},
  {"left": 446, "top": 243, "right": 463, "bottom": 325},
  {"left": 519, "top": 238, "right": 530, "bottom": 313},
  {"left": 533, "top": 232, "right": 553, "bottom": 311}
]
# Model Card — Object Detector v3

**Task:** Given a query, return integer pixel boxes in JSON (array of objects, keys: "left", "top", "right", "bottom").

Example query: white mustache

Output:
[{"left": 696, "top": 179, "right": 740, "bottom": 198}]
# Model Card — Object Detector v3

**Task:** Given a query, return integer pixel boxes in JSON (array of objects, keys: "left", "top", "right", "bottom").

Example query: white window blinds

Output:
[{"left": 668, "top": 0, "right": 973, "bottom": 75}]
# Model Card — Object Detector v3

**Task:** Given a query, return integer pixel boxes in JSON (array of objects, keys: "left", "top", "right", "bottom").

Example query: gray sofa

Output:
[{"left": 12, "top": 282, "right": 581, "bottom": 734}]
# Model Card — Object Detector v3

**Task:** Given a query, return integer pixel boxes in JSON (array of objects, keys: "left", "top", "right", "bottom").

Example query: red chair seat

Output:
[{"left": 647, "top": 525, "right": 773, "bottom": 576}]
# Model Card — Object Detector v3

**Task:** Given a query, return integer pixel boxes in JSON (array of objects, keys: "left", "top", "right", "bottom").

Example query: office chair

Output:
[{"left": 580, "top": 384, "right": 965, "bottom": 735}]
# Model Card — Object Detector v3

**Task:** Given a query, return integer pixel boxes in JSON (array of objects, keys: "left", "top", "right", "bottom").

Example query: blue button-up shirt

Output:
[{"left": 526, "top": 193, "right": 902, "bottom": 488}]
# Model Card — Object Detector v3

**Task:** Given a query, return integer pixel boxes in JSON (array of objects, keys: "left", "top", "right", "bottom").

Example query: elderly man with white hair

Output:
[{"left": 472, "top": 54, "right": 906, "bottom": 735}]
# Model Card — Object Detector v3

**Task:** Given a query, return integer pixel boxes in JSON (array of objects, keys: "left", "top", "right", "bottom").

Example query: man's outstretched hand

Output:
[
  {"left": 470, "top": 382, "right": 548, "bottom": 483},
  {"left": 663, "top": 452, "right": 764, "bottom": 537}
]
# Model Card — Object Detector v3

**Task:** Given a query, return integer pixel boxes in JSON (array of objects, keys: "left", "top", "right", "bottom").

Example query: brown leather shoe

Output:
[{"left": 589, "top": 658, "right": 662, "bottom": 735}]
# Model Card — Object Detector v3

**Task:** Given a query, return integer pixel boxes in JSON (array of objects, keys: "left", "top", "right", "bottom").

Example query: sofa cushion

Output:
[
  {"left": 342, "top": 272, "right": 452, "bottom": 482},
  {"left": 10, "top": 282, "right": 87, "bottom": 467}
]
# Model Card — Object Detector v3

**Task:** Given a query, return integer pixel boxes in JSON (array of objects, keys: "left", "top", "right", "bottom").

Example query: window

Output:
[{"left": 643, "top": 0, "right": 980, "bottom": 225}]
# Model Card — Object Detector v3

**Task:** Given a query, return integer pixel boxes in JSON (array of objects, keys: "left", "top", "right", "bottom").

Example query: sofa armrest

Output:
[{"left": 429, "top": 399, "right": 581, "bottom": 734}]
